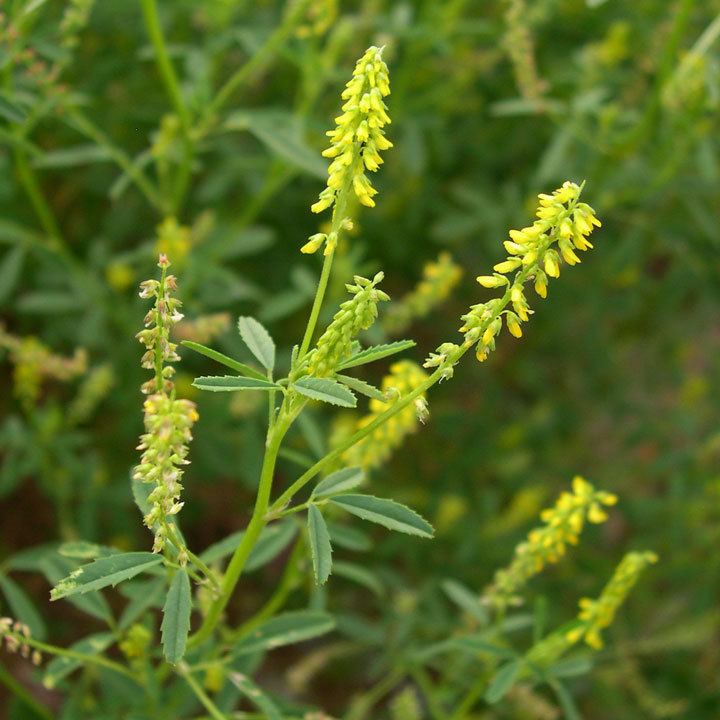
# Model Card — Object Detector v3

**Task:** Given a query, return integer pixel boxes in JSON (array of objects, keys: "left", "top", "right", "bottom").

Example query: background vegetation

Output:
[{"left": 1, "top": 0, "right": 719, "bottom": 717}]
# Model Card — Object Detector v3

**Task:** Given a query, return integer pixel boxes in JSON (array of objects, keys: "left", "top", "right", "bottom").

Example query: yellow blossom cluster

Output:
[
  {"left": 567, "top": 551, "right": 658, "bottom": 649},
  {"left": 485, "top": 476, "right": 617, "bottom": 608},
  {"left": 384, "top": 252, "right": 463, "bottom": 334},
  {"left": 424, "top": 182, "right": 600, "bottom": 377},
  {"left": 310, "top": 46, "right": 392, "bottom": 218},
  {"left": 342, "top": 360, "right": 429, "bottom": 470}
]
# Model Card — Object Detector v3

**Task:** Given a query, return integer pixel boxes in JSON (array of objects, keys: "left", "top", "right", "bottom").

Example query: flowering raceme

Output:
[
  {"left": 302, "top": 273, "right": 389, "bottom": 377},
  {"left": 424, "top": 181, "right": 601, "bottom": 376},
  {"left": 133, "top": 255, "right": 198, "bottom": 553},
  {"left": 304, "top": 45, "right": 392, "bottom": 254},
  {"left": 567, "top": 550, "right": 658, "bottom": 649},
  {"left": 485, "top": 476, "right": 617, "bottom": 608}
]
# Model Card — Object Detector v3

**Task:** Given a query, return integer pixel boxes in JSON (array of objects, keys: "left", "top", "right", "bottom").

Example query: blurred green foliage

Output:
[{"left": 1, "top": 0, "right": 719, "bottom": 717}]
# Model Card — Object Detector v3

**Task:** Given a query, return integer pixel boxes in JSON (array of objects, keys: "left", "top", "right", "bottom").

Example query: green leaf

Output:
[
  {"left": 337, "top": 340, "right": 416, "bottom": 370},
  {"left": 0, "top": 246, "right": 25, "bottom": 307},
  {"left": 307, "top": 505, "right": 332, "bottom": 585},
  {"left": 32, "top": 145, "right": 113, "bottom": 169},
  {"left": 329, "top": 495, "right": 434, "bottom": 538},
  {"left": 192, "top": 375, "right": 280, "bottom": 392},
  {"left": 233, "top": 610, "right": 335, "bottom": 656},
  {"left": 228, "top": 672, "right": 282, "bottom": 720},
  {"left": 119, "top": 578, "right": 165, "bottom": 631},
  {"left": 180, "top": 340, "right": 267, "bottom": 380},
  {"left": 0, "top": 574, "right": 46, "bottom": 639},
  {"left": 0, "top": 95, "right": 27, "bottom": 124},
  {"left": 225, "top": 109, "right": 326, "bottom": 179},
  {"left": 237, "top": 316, "right": 275, "bottom": 371},
  {"left": 131, "top": 477, "right": 152, "bottom": 518},
  {"left": 50, "top": 552, "right": 163, "bottom": 600},
  {"left": 161, "top": 569, "right": 192, "bottom": 664},
  {"left": 326, "top": 521, "right": 372, "bottom": 552},
  {"left": 42, "top": 633, "right": 114, "bottom": 690},
  {"left": 293, "top": 377, "right": 357, "bottom": 407},
  {"left": 312, "top": 467, "right": 365, "bottom": 499},
  {"left": 58, "top": 542, "right": 118, "bottom": 561},
  {"left": 336, "top": 373, "right": 387, "bottom": 401},
  {"left": 548, "top": 657, "right": 594, "bottom": 679},
  {"left": 441, "top": 579, "right": 489, "bottom": 625},
  {"left": 485, "top": 660, "right": 522, "bottom": 704},
  {"left": 333, "top": 561, "right": 384, "bottom": 597},
  {"left": 549, "top": 679, "right": 583, "bottom": 720},
  {"left": 411, "top": 636, "right": 515, "bottom": 662},
  {"left": 36, "top": 554, "right": 113, "bottom": 623},
  {"left": 246, "top": 521, "right": 297, "bottom": 572}
]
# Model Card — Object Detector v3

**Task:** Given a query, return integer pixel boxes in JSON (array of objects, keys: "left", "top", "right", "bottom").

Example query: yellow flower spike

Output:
[
  {"left": 427, "top": 181, "right": 600, "bottom": 373},
  {"left": 312, "top": 46, "right": 392, "bottom": 216},
  {"left": 484, "top": 476, "right": 617, "bottom": 609},
  {"left": 570, "top": 551, "right": 658, "bottom": 650}
]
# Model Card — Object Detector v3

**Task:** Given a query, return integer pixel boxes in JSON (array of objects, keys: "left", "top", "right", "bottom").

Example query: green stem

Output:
[
  {"left": 139, "top": 0, "right": 194, "bottom": 213},
  {"left": 10, "top": 633, "right": 139, "bottom": 684},
  {"left": 139, "top": 0, "right": 191, "bottom": 131},
  {"left": 188, "top": 414, "right": 292, "bottom": 646},
  {"left": 178, "top": 663, "right": 228, "bottom": 720},
  {"left": 270, "top": 367, "right": 445, "bottom": 512},
  {"left": 298, "top": 248, "right": 336, "bottom": 358},
  {"left": 449, "top": 675, "right": 487, "bottom": 720},
  {"left": 165, "top": 524, "right": 221, "bottom": 592},
  {"left": 410, "top": 666, "right": 450, "bottom": 720},
  {"left": 346, "top": 668, "right": 405, "bottom": 720},
  {"left": 228, "top": 536, "right": 304, "bottom": 642},
  {"left": 14, "top": 147, "right": 63, "bottom": 243}
]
